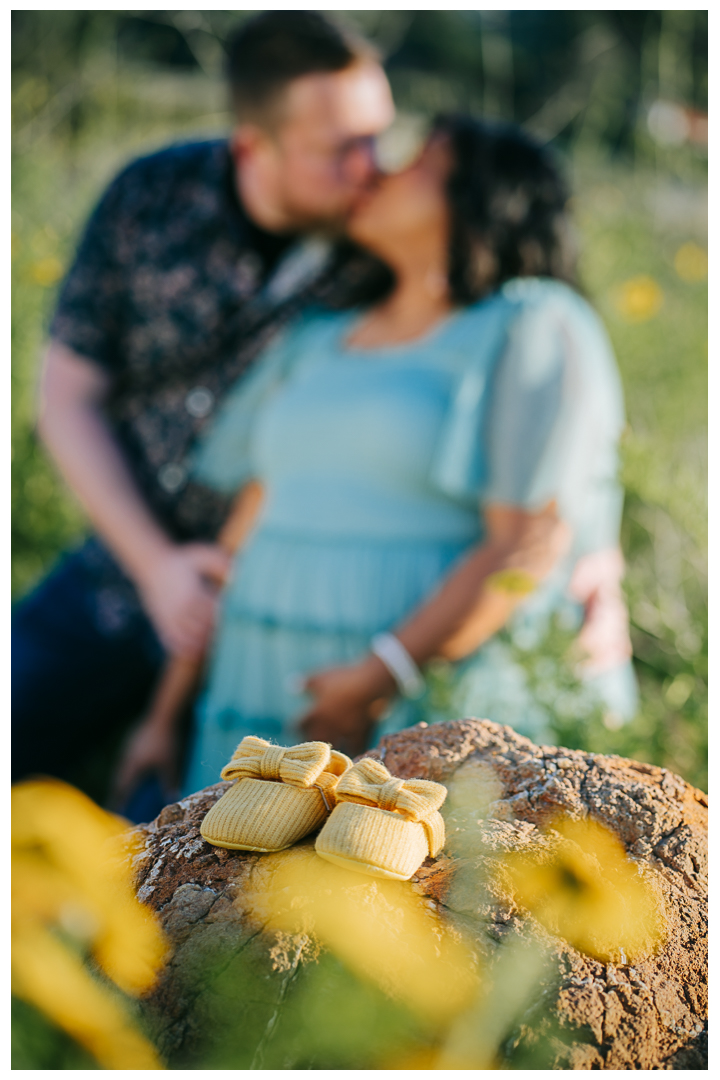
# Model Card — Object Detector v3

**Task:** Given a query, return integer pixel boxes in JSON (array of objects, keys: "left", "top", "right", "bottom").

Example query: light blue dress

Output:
[{"left": 183, "top": 278, "right": 638, "bottom": 794}]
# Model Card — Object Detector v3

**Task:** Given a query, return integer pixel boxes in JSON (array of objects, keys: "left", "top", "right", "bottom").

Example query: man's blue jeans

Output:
[{"left": 12, "top": 541, "right": 164, "bottom": 797}]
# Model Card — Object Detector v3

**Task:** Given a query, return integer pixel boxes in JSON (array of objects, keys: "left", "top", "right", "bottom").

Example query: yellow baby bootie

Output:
[
  {"left": 200, "top": 736, "right": 352, "bottom": 852},
  {"left": 314, "top": 757, "right": 447, "bottom": 880}
]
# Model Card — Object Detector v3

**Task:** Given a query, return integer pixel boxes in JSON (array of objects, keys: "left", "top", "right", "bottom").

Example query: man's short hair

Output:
[{"left": 227, "top": 11, "right": 376, "bottom": 126}]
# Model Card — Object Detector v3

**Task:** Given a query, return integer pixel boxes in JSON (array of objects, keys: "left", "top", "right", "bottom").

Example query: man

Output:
[{"left": 12, "top": 11, "right": 395, "bottom": 797}]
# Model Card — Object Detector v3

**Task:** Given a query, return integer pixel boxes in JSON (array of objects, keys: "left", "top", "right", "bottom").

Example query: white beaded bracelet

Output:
[{"left": 370, "top": 633, "right": 426, "bottom": 700}]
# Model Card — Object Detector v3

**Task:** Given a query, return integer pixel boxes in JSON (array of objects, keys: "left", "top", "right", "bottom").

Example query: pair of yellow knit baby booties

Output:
[{"left": 200, "top": 735, "right": 447, "bottom": 881}]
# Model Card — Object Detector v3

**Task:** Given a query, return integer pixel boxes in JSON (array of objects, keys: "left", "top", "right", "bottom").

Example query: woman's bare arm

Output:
[{"left": 396, "top": 501, "right": 572, "bottom": 662}]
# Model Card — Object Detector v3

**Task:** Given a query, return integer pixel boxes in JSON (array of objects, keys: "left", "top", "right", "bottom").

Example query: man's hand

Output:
[
  {"left": 569, "top": 547, "right": 633, "bottom": 676},
  {"left": 137, "top": 543, "right": 232, "bottom": 659},
  {"left": 298, "top": 656, "right": 394, "bottom": 758},
  {"left": 112, "top": 717, "right": 178, "bottom": 809}
]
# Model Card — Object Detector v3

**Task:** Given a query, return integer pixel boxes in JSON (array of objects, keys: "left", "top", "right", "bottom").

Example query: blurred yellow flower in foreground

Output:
[
  {"left": 674, "top": 242, "right": 708, "bottom": 283},
  {"left": 249, "top": 846, "right": 479, "bottom": 1025},
  {"left": 486, "top": 567, "right": 537, "bottom": 596},
  {"left": 501, "top": 816, "right": 665, "bottom": 963},
  {"left": 12, "top": 779, "right": 167, "bottom": 1069},
  {"left": 612, "top": 275, "right": 664, "bottom": 322},
  {"left": 30, "top": 255, "right": 64, "bottom": 287}
]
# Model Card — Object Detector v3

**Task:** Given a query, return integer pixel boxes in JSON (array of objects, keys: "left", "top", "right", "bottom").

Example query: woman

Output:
[{"left": 180, "top": 115, "right": 636, "bottom": 792}]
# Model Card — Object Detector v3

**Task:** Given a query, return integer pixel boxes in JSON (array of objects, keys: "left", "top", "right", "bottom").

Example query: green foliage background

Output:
[{"left": 12, "top": 11, "right": 707, "bottom": 791}]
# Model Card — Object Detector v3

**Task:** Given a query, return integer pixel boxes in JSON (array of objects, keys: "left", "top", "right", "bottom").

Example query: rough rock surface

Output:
[{"left": 130, "top": 719, "right": 707, "bottom": 1069}]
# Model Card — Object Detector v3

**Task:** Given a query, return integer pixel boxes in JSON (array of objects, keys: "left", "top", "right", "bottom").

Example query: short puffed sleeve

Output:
[
  {"left": 50, "top": 164, "right": 132, "bottom": 372},
  {"left": 483, "top": 280, "right": 626, "bottom": 548}
]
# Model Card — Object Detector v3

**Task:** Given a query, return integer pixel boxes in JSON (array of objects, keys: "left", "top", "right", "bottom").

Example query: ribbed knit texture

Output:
[
  {"left": 315, "top": 802, "right": 429, "bottom": 879},
  {"left": 314, "top": 758, "right": 448, "bottom": 880},
  {"left": 201, "top": 737, "right": 353, "bottom": 851},
  {"left": 201, "top": 779, "right": 329, "bottom": 851}
]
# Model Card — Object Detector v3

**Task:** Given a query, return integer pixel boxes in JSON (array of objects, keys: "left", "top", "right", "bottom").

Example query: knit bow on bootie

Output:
[
  {"left": 221, "top": 736, "right": 350, "bottom": 799},
  {"left": 201, "top": 737, "right": 352, "bottom": 853},
  {"left": 334, "top": 757, "right": 447, "bottom": 856},
  {"left": 315, "top": 757, "right": 448, "bottom": 880}
]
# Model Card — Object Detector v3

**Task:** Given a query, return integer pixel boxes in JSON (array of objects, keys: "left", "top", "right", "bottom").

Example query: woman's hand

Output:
[{"left": 298, "top": 655, "right": 395, "bottom": 758}]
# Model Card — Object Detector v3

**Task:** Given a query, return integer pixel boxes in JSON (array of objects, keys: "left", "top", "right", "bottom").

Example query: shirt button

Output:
[
  {"left": 185, "top": 386, "right": 214, "bottom": 418},
  {"left": 158, "top": 463, "right": 187, "bottom": 493}
]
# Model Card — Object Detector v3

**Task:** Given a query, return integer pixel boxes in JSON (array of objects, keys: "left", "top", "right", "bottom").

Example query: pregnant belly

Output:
[
  {"left": 221, "top": 528, "right": 473, "bottom": 635},
  {"left": 259, "top": 476, "right": 481, "bottom": 545}
]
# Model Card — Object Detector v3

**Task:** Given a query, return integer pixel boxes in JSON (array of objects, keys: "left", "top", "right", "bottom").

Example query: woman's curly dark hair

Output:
[
  {"left": 435, "top": 113, "right": 578, "bottom": 303},
  {"left": 322, "top": 113, "right": 578, "bottom": 309}
]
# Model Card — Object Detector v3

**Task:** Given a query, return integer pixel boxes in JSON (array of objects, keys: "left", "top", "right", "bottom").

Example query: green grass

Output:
[
  {"left": 11, "top": 997, "right": 99, "bottom": 1071},
  {"left": 11, "top": 70, "right": 707, "bottom": 789},
  {"left": 571, "top": 160, "right": 707, "bottom": 788}
]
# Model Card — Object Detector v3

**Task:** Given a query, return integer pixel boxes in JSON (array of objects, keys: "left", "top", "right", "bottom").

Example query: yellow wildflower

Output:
[
  {"left": 486, "top": 567, "right": 537, "bottom": 596},
  {"left": 612, "top": 275, "right": 664, "bottom": 322},
  {"left": 674, "top": 242, "right": 708, "bottom": 283},
  {"left": 250, "top": 846, "right": 479, "bottom": 1024},
  {"left": 13, "top": 924, "right": 162, "bottom": 1069},
  {"left": 30, "top": 255, "right": 64, "bottom": 287},
  {"left": 500, "top": 816, "right": 665, "bottom": 963},
  {"left": 12, "top": 779, "right": 167, "bottom": 1069}
]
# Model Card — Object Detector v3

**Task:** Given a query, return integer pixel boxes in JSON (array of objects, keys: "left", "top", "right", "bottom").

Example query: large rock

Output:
[{"left": 130, "top": 720, "right": 707, "bottom": 1069}]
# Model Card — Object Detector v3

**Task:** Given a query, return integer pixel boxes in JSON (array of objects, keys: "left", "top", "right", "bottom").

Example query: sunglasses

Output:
[{"left": 372, "top": 113, "right": 432, "bottom": 174}]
